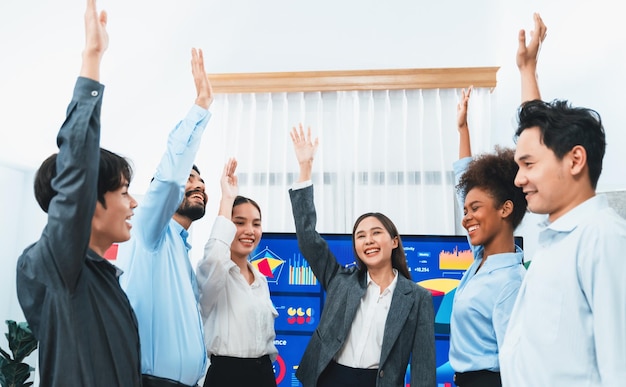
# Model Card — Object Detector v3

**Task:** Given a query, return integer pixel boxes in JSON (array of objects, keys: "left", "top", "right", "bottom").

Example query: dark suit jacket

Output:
[{"left": 289, "top": 185, "right": 436, "bottom": 387}]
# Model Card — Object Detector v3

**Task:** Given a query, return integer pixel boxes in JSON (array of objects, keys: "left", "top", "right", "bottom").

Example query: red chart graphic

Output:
[{"left": 273, "top": 354, "right": 286, "bottom": 384}]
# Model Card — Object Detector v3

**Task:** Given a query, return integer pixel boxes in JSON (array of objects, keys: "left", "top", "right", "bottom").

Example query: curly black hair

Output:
[{"left": 456, "top": 146, "right": 527, "bottom": 229}]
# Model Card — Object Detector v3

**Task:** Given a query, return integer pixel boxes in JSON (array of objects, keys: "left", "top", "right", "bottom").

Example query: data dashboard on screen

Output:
[{"left": 250, "top": 232, "right": 522, "bottom": 387}]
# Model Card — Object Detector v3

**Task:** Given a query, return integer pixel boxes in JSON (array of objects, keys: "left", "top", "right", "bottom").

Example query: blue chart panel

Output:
[
  {"left": 257, "top": 233, "right": 522, "bottom": 387},
  {"left": 273, "top": 295, "right": 320, "bottom": 333},
  {"left": 273, "top": 334, "right": 309, "bottom": 387},
  {"left": 252, "top": 234, "right": 321, "bottom": 293},
  {"left": 403, "top": 236, "right": 470, "bottom": 281},
  {"left": 324, "top": 235, "right": 358, "bottom": 268}
]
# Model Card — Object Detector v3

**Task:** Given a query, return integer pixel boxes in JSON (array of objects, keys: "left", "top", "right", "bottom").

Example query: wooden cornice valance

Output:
[{"left": 207, "top": 67, "right": 498, "bottom": 93}]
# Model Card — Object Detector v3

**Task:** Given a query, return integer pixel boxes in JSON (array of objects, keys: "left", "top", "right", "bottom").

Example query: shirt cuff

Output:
[
  {"left": 291, "top": 180, "right": 313, "bottom": 191},
  {"left": 75, "top": 77, "right": 105, "bottom": 100},
  {"left": 453, "top": 157, "right": 472, "bottom": 172},
  {"left": 188, "top": 104, "right": 212, "bottom": 122},
  {"left": 210, "top": 215, "right": 237, "bottom": 244}
]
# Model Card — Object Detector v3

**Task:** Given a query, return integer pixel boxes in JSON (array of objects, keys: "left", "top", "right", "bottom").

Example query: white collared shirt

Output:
[
  {"left": 335, "top": 270, "right": 398, "bottom": 369},
  {"left": 197, "top": 216, "right": 279, "bottom": 361}
]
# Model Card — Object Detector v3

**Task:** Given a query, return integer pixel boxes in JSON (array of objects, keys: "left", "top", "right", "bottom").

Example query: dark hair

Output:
[
  {"left": 457, "top": 146, "right": 527, "bottom": 229},
  {"left": 34, "top": 148, "right": 133, "bottom": 213},
  {"left": 515, "top": 99, "right": 606, "bottom": 189},
  {"left": 34, "top": 154, "right": 58, "bottom": 213},
  {"left": 351, "top": 212, "right": 412, "bottom": 280},
  {"left": 233, "top": 195, "right": 262, "bottom": 220}
]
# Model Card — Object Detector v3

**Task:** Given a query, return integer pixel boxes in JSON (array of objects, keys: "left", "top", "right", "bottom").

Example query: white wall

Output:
[
  {"left": 1, "top": 1, "right": 625, "bottom": 373},
  {"left": 2, "top": 0, "right": 624, "bottom": 195},
  {"left": 0, "top": 163, "right": 46, "bottom": 335}
]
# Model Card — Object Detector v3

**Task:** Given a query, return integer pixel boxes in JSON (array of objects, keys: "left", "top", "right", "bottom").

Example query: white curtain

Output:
[{"left": 198, "top": 87, "right": 493, "bottom": 236}]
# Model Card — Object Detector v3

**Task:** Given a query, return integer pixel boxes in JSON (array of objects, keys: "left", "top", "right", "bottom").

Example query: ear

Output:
[
  {"left": 392, "top": 236, "right": 399, "bottom": 249},
  {"left": 568, "top": 145, "right": 587, "bottom": 177},
  {"left": 94, "top": 199, "right": 106, "bottom": 212},
  {"left": 500, "top": 200, "right": 514, "bottom": 219}
]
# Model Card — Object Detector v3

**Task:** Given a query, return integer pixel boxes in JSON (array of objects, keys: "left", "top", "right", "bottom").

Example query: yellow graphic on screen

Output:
[
  {"left": 250, "top": 247, "right": 285, "bottom": 283},
  {"left": 439, "top": 246, "right": 473, "bottom": 270},
  {"left": 287, "top": 307, "right": 314, "bottom": 325},
  {"left": 418, "top": 278, "right": 460, "bottom": 295}
]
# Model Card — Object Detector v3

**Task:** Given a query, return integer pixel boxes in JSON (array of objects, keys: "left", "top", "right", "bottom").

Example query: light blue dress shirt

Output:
[
  {"left": 117, "top": 105, "right": 211, "bottom": 386},
  {"left": 449, "top": 157, "right": 525, "bottom": 373},
  {"left": 501, "top": 195, "right": 626, "bottom": 386}
]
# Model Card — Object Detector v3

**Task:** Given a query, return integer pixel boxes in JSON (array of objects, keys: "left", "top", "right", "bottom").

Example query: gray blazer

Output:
[{"left": 289, "top": 185, "right": 436, "bottom": 387}]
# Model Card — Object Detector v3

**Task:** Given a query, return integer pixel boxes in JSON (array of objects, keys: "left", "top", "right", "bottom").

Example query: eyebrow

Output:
[
  {"left": 464, "top": 200, "right": 482, "bottom": 208},
  {"left": 233, "top": 215, "right": 261, "bottom": 222},
  {"left": 189, "top": 174, "right": 205, "bottom": 184},
  {"left": 355, "top": 226, "right": 384, "bottom": 234}
]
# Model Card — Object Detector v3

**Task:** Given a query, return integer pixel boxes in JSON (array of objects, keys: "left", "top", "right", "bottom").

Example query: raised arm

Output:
[
  {"left": 290, "top": 123, "right": 319, "bottom": 182},
  {"left": 79, "top": 0, "right": 108, "bottom": 81},
  {"left": 48, "top": 0, "right": 108, "bottom": 287},
  {"left": 517, "top": 13, "right": 547, "bottom": 102},
  {"left": 453, "top": 87, "right": 478, "bottom": 251},
  {"left": 289, "top": 125, "right": 342, "bottom": 290},
  {"left": 218, "top": 158, "right": 239, "bottom": 219},
  {"left": 457, "top": 86, "right": 472, "bottom": 160},
  {"left": 133, "top": 48, "right": 213, "bottom": 245},
  {"left": 197, "top": 159, "right": 238, "bottom": 316},
  {"left": 191, "top": 48, "right": 214, "bottom": 109}
]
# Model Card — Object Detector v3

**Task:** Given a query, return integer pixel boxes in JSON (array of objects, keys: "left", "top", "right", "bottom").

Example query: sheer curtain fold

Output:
[{"left": 204, "top": 87, "right": 493, "bottom": 236}]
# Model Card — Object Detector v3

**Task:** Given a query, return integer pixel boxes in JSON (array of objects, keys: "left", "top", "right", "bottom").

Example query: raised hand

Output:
[
  {"left": 80, "top": 0, "right": 109, "bottom": 81},
  {"left": 457, "top": 87, "right": 472, "bottom": 159},
  {"left": 457, "top": 86, "right": 472, "bottom": 131},
  {"left": 291, "top": 124, "right": 319, "bottom": 165},
  {"left": 516, "top": 13, "right": 547, "bottom": 72},
  {"left": 191, "top": 48, "right": 214, "bottom": 109},
  {"left": 220, "top": 158, "right": 238, "bottom": 201},
  {"left": 218, "top": 157, "right": 238, "bottom": 218},
  {"left": 290, "top": 124, "right": 319, "bottom": 183},
  {"left": 518, "top": 13, "right": 547, "bottom": 102}
]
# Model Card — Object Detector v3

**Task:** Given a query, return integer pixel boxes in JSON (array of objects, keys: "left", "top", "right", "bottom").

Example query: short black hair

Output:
[
  {"left": 34, "top": 148, "right": 133, "bottom": 213},
  {"left": 515, "top": 99, "right": 606, "bottom": 189}
]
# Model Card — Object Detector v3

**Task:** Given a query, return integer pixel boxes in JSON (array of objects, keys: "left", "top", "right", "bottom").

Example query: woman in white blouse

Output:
[{"left": 197, "top": 158, "right": 278, "bottom": 387}]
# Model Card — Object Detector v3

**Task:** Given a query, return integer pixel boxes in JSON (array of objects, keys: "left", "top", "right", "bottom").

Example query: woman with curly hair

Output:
[
  {"left": 448, "top": 87, "right": 527, "bottom": 387},
  {"left": 449, "top": 13, "right": 546, "bottom": 387},
  {"left": 449, "top": 88, "right": 530, "bottom": 387}
]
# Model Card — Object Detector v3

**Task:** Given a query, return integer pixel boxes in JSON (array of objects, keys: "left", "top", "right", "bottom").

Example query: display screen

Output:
[{"left": 250, "top": 233, "right": 523, "bottom": 387}]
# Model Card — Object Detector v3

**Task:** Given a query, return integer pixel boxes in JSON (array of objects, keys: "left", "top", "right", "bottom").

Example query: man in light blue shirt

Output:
[
  {"left": 500, "top": 97, "right": 626, "bottom": 384},
  {"left": 117, "top": 48, "right": 213, "bottom": 387}
]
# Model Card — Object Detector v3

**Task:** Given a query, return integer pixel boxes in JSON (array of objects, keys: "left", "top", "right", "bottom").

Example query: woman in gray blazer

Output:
[{"left": 288, "top": 125, "right": 436, "bottom": 387}]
